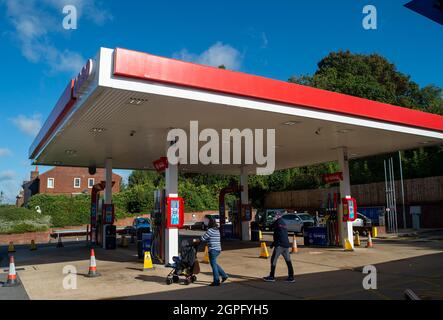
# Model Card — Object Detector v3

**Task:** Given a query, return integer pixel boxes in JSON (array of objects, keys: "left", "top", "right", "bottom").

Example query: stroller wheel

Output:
[
  {"left": 191, "top": 275, "right": 197, "bottom": 283},
  {"left": 166, "top": 277, "right": 173, "bottom": 285},
  {"left": 184, "top": 278, "right": 191, "bottom": 285},
  {"left": 173, "top": 275, "right": 180, "bottom": 283}
]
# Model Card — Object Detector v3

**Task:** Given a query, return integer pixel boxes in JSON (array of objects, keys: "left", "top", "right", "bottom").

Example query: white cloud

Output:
[
  {"left": 2, "top": 0, "right": 111, "bottom": 74},
  {"left": 11, "top": 114, "right": 42, "bottom": 136},
  {"left": 173, "top": 42, "right": 242, "bottom": 70},
  {"left": 261, "top": 32, "right": 269, "bottom": 48},
  {"left": 0, "top": 170, "right": 15, "bottom": 182},
  {"left": 0, "top": 148, "right": 12, "bottom": 157}
]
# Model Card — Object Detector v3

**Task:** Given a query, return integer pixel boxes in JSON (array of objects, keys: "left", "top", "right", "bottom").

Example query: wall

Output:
[
  {"left": 0, "top": 211, "right": 218, "bottom": 245},
  {"left": 264, "top": 176, "right": 443, "bottom": 228}
]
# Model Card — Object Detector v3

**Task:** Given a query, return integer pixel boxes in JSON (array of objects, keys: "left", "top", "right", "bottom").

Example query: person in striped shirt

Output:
[{"left": 201, "top": 218, "right": 228, "bottom": 286}]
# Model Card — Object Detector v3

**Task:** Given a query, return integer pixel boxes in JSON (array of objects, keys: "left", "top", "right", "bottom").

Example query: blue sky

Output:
[{"left": 0, "top": 0, "right": 442, "bottom": 203}]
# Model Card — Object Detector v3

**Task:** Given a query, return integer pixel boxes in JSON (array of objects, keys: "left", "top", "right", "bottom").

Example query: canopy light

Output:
[
  {"left": 91, "top": 127, "right": 106, "bottom": 133},
  {"left": 128, "top": 97, "right": 148, "bottom": 105},
  {"left": 282, "top": 121, "right": 300, "bottom": 126}
]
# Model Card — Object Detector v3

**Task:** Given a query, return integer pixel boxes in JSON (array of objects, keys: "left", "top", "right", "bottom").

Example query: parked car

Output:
[
  {"left": 352, "top": 213, "right": 372, "bottom": 228},
  {"left": 132, "top": 217, "right": 151, "bottom": 233},
  {"left": 295, "top": 213, "right": 315, "bottom": 228},
  {"left": 202, "top": 214, "right": 220, "bottom": 230},
  {"left": 281, "top": 213, "right": 304, "bottom": 234},
  {"left": 255, "top": 208, "right": 287, "bottom": 231}
]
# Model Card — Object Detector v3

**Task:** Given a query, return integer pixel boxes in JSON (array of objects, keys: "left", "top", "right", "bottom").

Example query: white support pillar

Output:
[
  {"left": 337, "top": 148, "right": 354, "bottom": 249},
  {"left": 104, "top": 158, "right": 113, "bottom": 205},
  {"left": 240, "top": 167, "right": 251, "bottom": 241},
  {"left": 165, "top": 153, "right": 179, "bottom": 265}
]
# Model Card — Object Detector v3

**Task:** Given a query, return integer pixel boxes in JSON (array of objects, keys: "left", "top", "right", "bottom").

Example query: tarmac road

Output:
[
  {"left": 0, "top": 230, "right": 442, "bottom": 300},
  {"left": 0, "top": 252, "right": 29, "bottom": 300}
]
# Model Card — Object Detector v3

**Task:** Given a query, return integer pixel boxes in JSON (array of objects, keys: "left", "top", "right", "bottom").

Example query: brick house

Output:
[{"left": 18, "top": 167, "right": 121, "bottom": 206}]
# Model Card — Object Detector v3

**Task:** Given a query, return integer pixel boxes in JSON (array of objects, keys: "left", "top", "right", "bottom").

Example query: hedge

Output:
[
  {"left": 27, "top": 194, "right": 136, "bottom": 227},
  {"left": 25, "top": 181, "right": 219, "bottom": 228},
  {"left": 0, "top": 205, "right": 51, "bottom": 234}
]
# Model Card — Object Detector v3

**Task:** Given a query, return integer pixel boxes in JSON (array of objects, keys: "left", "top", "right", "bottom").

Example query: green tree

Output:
[{"left": 289, "top": 50, "right": 443, "bottom": 184}]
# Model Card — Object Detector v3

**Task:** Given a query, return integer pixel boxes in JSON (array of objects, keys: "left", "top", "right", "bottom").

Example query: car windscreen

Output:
[
  {"left": 137, "top": 218, "right": 150, "bottom": 225},
  {"left": 298, "top": 215, "right": 312, "bottom": 221}
]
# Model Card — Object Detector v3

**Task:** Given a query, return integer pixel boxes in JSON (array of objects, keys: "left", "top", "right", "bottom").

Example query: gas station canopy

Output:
[{"left": 29, "top": 48, "right": 443, "bottom": 174}]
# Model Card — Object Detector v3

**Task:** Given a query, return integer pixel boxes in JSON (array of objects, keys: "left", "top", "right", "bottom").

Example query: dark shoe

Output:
[
  {"left": 209, "top": 282, "right": 220, "bottom": 286},
  {"left": 285, "top": 277, "right": 295, "bottom": 283},
  {"left": 263, "top": 276, "right": 275, "bottom": 282},
  {"left": 221, "top": 277, "right": 228, "bottom": 283}
]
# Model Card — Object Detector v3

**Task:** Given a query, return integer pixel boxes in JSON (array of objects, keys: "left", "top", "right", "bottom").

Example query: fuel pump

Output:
[
  {"left": 90, "top": 181, "right": 115, "bottom": 249},
  {"left": 152, "top": 189, "right": 166, "bottom": 263},
  {"left": 219, "top": 183, "right": 244, "bottom": 239},
  {"left": 102, "top": 203, "right": 116, "bottom": 250}
]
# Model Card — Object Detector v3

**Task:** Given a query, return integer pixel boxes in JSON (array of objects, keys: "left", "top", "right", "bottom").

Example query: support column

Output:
[
  {"left": 104, "top": 158, "right": 113, "bottom": 205},
  {"left": 240, "top": 167, "right": 251, "bottom": 241},
  {"left": 337, "top": 148, "right": 354, "bottom": 249},
  {"left": 165, "top": 155, "right": 179, "bottom": 265},
  {"left": 103, "top": 158, "right": 113, "bottom": 249}
]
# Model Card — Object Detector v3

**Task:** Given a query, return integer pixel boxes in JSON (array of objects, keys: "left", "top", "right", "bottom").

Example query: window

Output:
[
  {"left": 88, "top": 178, "right": 95, "bottom": 188},
  {"left": 74, "top": 178, "right": 81, "bottom": 188},
  {"left": 47, "top": 178, "right": 55, "bottom": 189}
]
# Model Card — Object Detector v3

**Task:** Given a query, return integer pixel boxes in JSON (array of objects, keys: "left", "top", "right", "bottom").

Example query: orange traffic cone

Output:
[
  {"left": 291, "top": 234, "right": 298, "bottom": 254},
  {"left": 3, "top": 255, "right": 19, "bottom": 287},
  {"left": 8, "top": 241, "right": 15, "bottom": 253},
  {"left": 259, "top": 242, "right": 270, "bottom": 259},
  {"left": 30, "top": 240, "right": 37, "bottom": 251},
  {"left": 86, "top": 248, "right": 101, "bottom": 277},
  {"left": 366, "top": 233, "right": 373, "bottom": 248}
]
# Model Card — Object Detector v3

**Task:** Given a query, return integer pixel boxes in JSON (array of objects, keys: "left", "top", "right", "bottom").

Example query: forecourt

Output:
[{"left": 29, "top": 47, "right": 443, "bottom": 264}]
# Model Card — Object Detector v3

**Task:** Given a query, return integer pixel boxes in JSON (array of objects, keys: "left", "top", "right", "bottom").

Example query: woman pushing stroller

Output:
[{"left": 198, "top": 218, "right": 229, "bottom": 286}]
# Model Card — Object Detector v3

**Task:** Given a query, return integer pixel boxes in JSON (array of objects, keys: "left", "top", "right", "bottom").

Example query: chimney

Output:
[{"left": 30, "top": 166, "right": 39, "bottom": 180}]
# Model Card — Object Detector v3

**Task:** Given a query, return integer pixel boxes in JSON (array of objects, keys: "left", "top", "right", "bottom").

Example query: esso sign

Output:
[{"left": 73, "top": 59, "right": 95, "bottom": 98}]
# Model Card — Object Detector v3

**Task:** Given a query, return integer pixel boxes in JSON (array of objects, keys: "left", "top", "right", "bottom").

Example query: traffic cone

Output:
[
  {"left": 57, "top": 236, "right": 64, "bottom": 248},
  {"left": 259, "top": 242, "right": 270, "bottom": 259},
  {"left": 201, "top": 245, "right": 210, "bottom": 264},
  {"left": 3, "top": 255, "right": 19, "bottom": 287},
  {"left": 8, "top": 241, "right": 15, "bottom": 253},
  {"left": 120, "top": 235, "right": 128, "bottom": 248},
  {"left": 143, "top": 251, "right": 154, "bottom": 270},
  {"left": 291, "top": 234, "right": 298, "bottom": 254},
  {"left": 366, "top": 233, "right": 374, "bottom": 248},
  {"left": 30, "top": 240, "right": 37, "bottom": 251},
  {"left": 86, "top": 248, "right": 101, "bottom": 277},
  {"left": 344, "top": 238, "right": 354, "bottom": 251},
  {"left": 354, "top": 232, "right": 361, "bottom": 247}
]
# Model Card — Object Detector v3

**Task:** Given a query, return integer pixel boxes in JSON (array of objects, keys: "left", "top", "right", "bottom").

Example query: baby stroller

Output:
[{"left": 166, "top": 239, "right": 200, "bottom": 285}]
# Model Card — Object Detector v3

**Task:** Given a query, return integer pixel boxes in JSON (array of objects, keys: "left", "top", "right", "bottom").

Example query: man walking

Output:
[{"left": 263, "top": 213, "right": 295, "bottom": 282}]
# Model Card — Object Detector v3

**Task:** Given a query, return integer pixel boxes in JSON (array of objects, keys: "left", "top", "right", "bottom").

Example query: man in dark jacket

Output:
[{"left": 263, "top": 213, "right": 295, "bottom": 282}]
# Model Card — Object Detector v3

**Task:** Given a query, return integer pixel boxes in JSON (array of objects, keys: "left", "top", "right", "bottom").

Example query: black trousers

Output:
[{"left": 270, "top": 246, "right": 294, "bottom": 277}]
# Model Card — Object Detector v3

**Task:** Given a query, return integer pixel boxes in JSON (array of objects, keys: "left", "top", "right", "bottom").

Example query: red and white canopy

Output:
[{"left": 29, "top": 48, "right": 443, "bottom": 174}]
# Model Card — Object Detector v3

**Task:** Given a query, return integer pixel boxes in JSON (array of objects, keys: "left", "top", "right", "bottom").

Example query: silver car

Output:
[
  {"left": 281, "top": 213, "right": 304, "bottom": 234},
  {"left": 295, "top": 213, "right": 316, "bottom": 228}
]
